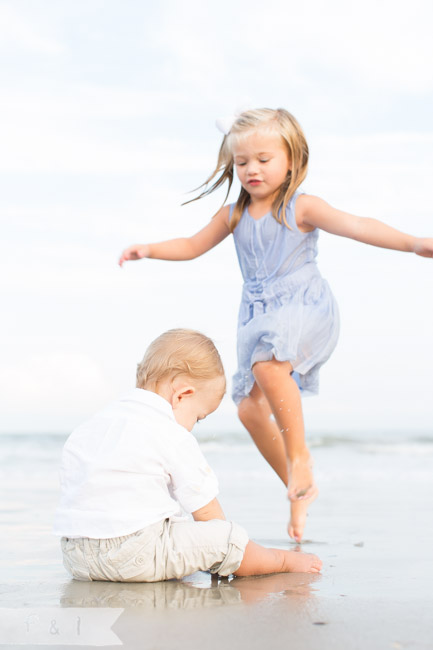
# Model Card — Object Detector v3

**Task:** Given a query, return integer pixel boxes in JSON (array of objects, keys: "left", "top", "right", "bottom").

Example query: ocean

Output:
[{"left": 1, "top": 431, "right": 433, "bottom": 649}]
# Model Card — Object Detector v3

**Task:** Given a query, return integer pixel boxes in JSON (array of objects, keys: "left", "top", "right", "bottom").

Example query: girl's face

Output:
[{"left": 232, "top": 130, "right": 291, "bottom": 203}]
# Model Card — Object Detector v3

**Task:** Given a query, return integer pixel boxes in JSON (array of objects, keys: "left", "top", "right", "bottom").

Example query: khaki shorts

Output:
[{"left": 61, "top": 518, "right": 249, "bottom": 582}]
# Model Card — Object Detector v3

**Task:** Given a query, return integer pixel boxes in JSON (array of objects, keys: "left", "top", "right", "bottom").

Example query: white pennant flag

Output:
[{"left": 0, "top": 607, "right": 123, "bottom": 646}]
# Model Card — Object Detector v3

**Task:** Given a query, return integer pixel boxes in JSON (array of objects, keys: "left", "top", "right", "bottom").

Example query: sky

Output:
[{"left": 1, "top": 0, "right": 432, "bottom": 436}]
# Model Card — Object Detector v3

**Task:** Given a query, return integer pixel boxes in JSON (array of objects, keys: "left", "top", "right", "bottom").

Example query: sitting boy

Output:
[{"left": 53, "top": 329, "right": 322, "bottom": 581}]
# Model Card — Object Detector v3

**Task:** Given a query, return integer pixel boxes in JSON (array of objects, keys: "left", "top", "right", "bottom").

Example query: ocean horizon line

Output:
[{"left": 1, "top": 429, "right": 432, "bottom": 446}]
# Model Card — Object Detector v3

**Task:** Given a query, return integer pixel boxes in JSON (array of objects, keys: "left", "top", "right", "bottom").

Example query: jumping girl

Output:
[{"left": 119, "top": 108, "right": 433, "bottom": 543}]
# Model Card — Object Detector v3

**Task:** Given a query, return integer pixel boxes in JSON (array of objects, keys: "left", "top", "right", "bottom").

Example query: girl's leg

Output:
[
  {"left": 252, "top": 358, "right": 314, "bottom": 498},
  {"left": 234, "top": 540, "right": 322, "bottom": 576},
  {"left": 238, "top": 359, "right": 318, "bottom": 542},
  {"left": 238, "top": 381, "right": 289, "bottom": 485}
]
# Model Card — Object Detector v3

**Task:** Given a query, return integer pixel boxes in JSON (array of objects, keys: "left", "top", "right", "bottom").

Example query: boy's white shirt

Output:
[{"left": 52, "top": 388, "right": 219, "bottom": 539}]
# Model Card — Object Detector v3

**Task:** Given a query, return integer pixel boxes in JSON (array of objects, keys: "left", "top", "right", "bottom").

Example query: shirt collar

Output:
[{"left": 122, "top": 388, "right": 176, "bottom": 421}]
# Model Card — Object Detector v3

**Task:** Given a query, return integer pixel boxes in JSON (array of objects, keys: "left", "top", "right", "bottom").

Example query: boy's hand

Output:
[
  {"left": 413, "top": 237, "right": 433, "bottom": 258},
  {"left": 118, "top": 244, "right": 151, "bottom": 267}
]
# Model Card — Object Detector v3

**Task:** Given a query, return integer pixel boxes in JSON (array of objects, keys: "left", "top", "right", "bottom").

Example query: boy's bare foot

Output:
[
  {"left": 282, "top": 549, "right": 322, "bottom": 573},
  {"left": 287, "top": 453, "right": 315, "bottom": 501},
  {"left": 288, "top": 485, "right": 319, "bottom": 543}
]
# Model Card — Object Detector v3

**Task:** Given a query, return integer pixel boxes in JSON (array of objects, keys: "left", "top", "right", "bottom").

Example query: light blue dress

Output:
[{"left": 231, "top": 192, "right": 340, "bottom": 405}]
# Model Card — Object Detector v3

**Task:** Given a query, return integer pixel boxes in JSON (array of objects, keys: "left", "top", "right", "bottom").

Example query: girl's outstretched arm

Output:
[
  {"left": 118, "top": 206, "right": 231, "bottom": 266},
  {"left": 297, "top": 195, "right": 433, "bottom": 257}
]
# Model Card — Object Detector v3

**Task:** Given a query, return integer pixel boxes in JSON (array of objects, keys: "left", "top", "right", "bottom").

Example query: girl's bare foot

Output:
[
  {"left": 282, "top": 549, "right": 322, "bottom": 573},
  {"left": 288, "top": 484, "right": 319, "bottom": 543}
]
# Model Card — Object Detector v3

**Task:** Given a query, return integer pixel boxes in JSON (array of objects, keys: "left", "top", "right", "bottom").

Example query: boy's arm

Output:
[{"left": 192, "top": 497, "right": 225, "bottom": 522}]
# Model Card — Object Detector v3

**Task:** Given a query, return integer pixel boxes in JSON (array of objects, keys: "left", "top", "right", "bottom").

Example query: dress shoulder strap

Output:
[
  {"left": 282, "top": 191, "right": 304, "bottom": 230},
  {"left": 228, "top": 203, "right": 236, "bottom": 223}
]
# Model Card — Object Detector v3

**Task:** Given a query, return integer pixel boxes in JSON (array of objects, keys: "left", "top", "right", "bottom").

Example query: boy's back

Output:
[{"left": 53, "top": 388, "right": 218, "bottom": 540}]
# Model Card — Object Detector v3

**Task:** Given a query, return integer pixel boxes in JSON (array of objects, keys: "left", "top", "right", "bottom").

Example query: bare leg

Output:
[
  {"left": 252, "top": 359, "right": 315, "bottom": 499},
  {"left": 238, "top": 360, "right": 318, "bottom": 542},
  {"left": 234, "top": 541, "right": 322, "bottom": 576},
  {"left": 238, "top": 382, "right": 288, "bottom": 485}
]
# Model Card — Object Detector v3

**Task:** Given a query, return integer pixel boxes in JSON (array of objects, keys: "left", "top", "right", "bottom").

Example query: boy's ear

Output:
[{"left": 170, "top": 385, "right": 195, "bottom": 410}]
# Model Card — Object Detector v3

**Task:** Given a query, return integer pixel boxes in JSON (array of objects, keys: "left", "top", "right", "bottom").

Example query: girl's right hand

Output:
[{"left": 118, "top": 244, "right": 151, "bottom": 267}]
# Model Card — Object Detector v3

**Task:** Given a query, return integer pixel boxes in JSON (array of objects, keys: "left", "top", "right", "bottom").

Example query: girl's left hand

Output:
[{"left": 413, "top": 238, "right": 433, "bottom": 258}]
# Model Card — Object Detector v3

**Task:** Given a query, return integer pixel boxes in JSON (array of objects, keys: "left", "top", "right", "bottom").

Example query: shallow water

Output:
[{"left": 1, "top": 432, "right": 433, "bottom": 649}]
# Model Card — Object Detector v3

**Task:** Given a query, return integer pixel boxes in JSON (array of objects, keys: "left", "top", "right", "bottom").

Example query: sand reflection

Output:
[{"left": 60, "top": 570, "right": 320, "bottom": 610}]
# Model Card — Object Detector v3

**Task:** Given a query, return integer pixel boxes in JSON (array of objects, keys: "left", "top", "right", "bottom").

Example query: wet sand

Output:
[{"left": 1, "top": 434, "right": 433, "bottom": 649}]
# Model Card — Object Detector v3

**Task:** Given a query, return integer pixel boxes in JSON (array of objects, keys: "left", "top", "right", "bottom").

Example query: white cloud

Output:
[
  {"left": 0, "top": 3, "right": 63, "bottom": 53},
  {"left": 2, "top": 1, "right": 433, "bottom": 434},
  {"left": 0, "top": 352, "right": 114, "bottom": 417},
  {"left": 307, "top": 131, "right": 433, "bottom": 222},
  {"left": 0, "top": 124, "right": 213, "bottom": 174},
  {"left": 152, "top": 0, "right": 433, "bottom": 98},
  {"left": 0, "top": 86, "right": 187, "bottom": 122}
]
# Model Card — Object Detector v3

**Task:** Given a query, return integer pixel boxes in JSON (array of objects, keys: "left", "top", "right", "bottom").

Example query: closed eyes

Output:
[{"left": 236, "top": 159, "right": 270, "bottom": 166}]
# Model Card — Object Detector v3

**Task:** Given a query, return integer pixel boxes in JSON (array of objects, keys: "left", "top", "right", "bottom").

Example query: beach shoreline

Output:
[{"left": 1, "top": 433, "right": 433, "bottom": 649}]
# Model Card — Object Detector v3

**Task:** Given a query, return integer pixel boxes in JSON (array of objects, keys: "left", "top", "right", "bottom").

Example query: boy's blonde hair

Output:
[
  {"left": 136, "top": 329, "right": 225, "bottom": 389},
  {"left": 185, "top": 108, "right": 309, "bottom": 231}
]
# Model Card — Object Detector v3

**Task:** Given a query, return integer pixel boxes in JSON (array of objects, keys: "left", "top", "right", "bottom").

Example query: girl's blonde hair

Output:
[
  {"left": 186, "top": 108, "right": 309, "bottom": 231},
  {"left": 136, "top": 328, "right": 225, "bottom": 389}
]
